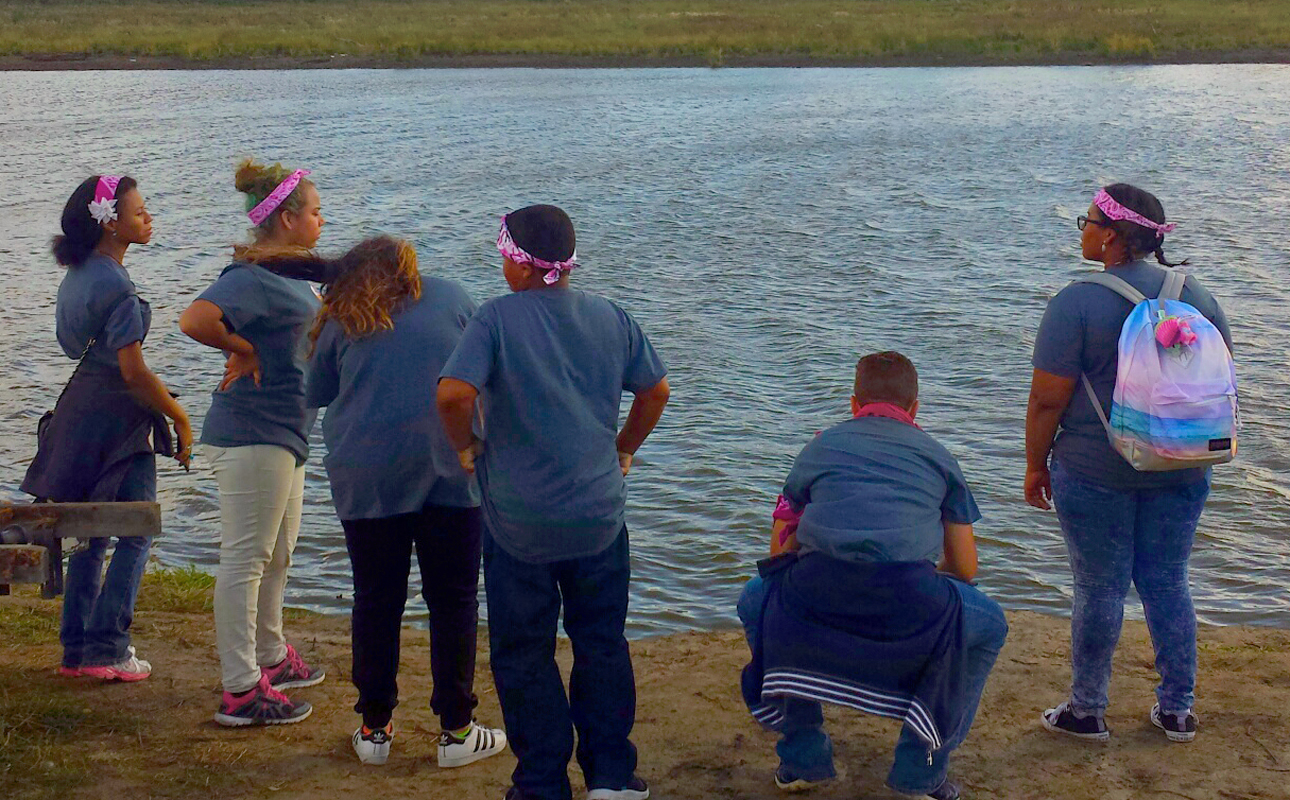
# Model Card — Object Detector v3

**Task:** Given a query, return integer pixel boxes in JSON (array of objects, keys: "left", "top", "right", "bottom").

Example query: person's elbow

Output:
[
  {"left": 436, "top": 378, "right": 477, "bottom": 417},
  {"left": 177, "top": 305, "right": 205, "bottom": 340},
  {"left": 641, "top": 376, "right": 671, "bottom": 408}
]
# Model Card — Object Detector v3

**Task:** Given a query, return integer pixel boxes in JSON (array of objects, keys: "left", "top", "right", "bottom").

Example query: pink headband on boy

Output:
[
  {"left": 497, "top": 216, "right": 578, "bottom": 285},
  {"left": 87, "top": 175, "right": 123, "bottom": 225},
  {"left": 1093, "top": 189, "right": 1177, "bottom": 237},
  {"left": 247, "top": 169, "right": 311, "bottom": 226}
]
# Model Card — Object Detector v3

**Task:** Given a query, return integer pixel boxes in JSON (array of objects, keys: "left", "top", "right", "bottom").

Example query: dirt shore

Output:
[
  {"left": 3, "top": 49, "right": 1290, "bottom": 71},
  {"left": 2, "top": 595, "right": 1288, "bottom": 800}
]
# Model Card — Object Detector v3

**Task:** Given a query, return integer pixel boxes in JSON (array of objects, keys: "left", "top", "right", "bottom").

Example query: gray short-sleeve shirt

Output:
[
  {"left": 307, "top": 275, "right": 479, "bottom": 520},
  {"left": 440, "top": 288, "right": 667, "bottom": 564},
  {"left": 196, "top": 263, "right": 320, "bottom": 464}
]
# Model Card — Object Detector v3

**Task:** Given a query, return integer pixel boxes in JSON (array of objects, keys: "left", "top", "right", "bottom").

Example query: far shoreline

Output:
[{"left": 5, "top": 48, "right": 1290, "bottom": 72}]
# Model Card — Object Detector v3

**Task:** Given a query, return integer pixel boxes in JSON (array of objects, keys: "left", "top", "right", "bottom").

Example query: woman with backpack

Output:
[
  {"left": 1024, "top": 184, "right": 1234, "bottom": 744},
  {"left": 24, "top": 175, "right": 192, "bottom": 682}
]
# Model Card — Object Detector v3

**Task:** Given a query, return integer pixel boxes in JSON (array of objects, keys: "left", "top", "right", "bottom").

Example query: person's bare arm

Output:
[
  {"left": 117, "top": 342, "right": 192, "bottom": 467},
  {"left": 938, "top": 521, "right": 978, "bottom": 582},
  {"left": 178, "top": 299, "right": 260, "bottom": 390},
  {"left": 1025, "top": 368, "right": 1077, "bottom": 510},
  {"left": 615, "top": 377, "right": 670, "bottom": 476},
  {"left": 437, "top": 378, "right": 480, "bottom": 474}
]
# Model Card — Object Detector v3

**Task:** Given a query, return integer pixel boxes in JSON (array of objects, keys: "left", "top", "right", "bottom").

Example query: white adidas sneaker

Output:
[
  {"left": 352, "top": 723, "right": 393, "bottom": 765},
  {"left": 437, "top": 721, "right": 507, "bottom": 768}
]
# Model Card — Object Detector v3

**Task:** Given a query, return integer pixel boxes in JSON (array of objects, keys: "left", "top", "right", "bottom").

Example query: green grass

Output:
[
  {"left": 135, "top": 564, "right": 215, "bottom": 615},
  {"left": 1, "top": 0, "right": 1288, "bottom": 64},
  {"left": 0, "top": 674, "right": 143, "bottom": 800}
]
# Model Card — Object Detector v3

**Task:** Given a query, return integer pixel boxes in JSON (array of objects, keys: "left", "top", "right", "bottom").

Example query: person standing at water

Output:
[
  {"left": 438, "top": 205, "right": 670, "bottom": 800},
  {"left": 1026, "top": 184, "right": 1233, "bottom": 743},
  {"left": 179, "top": 159, "right": 326, "bottom": 726},
  {"left": 261, "top": 236, "right": 506, "bottom": 766},
  {"left": 24, "top": 175, "right": 193, "bottom": 682}
]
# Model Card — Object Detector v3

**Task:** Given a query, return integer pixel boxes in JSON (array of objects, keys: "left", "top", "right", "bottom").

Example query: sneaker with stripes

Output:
[
  {"left": 352, "top": 723, "right": 394, "bottom": 765},
  {"left": 437, "top": 721, "right": 507, "bottom": 768},
  {"left": 214, "top": 674, "right": 313, "bottom": 727}
]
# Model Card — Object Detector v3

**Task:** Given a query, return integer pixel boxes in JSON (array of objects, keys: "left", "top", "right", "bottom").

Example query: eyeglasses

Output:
[{"left": 1076, "top": 215, "right": 1113, "bottom": 231}]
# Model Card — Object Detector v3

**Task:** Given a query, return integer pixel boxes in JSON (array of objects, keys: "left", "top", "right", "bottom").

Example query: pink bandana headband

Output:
[
  {"left": 87, "top": 175, "right": 123, "bottom": 225},
  {"left": 1093, "top": 189, "right": 1177, "bottom": 237},
  {"left": 497, "top": 216, "right": 578, "bottom": 285},
  {"left": 248, "top": 169, "right": 310, "bottom": 226}
]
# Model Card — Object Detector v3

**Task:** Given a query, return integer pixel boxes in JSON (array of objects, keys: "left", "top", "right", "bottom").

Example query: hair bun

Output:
[{"left": 234, "top": 157, "right": 293, "bottom": 200}]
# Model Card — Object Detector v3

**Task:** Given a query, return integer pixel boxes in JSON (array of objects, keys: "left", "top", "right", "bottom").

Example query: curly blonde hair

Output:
[{"left": 309, "top": 236, "right": 422, "bottom": 346}]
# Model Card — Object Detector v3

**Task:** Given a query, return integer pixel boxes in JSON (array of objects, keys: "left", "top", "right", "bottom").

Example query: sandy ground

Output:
[
  {"left": 2, "top": 50, "right": 1290, "bottom": 71},
  {"left": 2, "top": 598, "right": 1288, "bottom": 800}
]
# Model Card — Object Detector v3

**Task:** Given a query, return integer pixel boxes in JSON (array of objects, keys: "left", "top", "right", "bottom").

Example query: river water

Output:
[{"left": 1, "top": 66, "right": 1287, "bottom": 635}]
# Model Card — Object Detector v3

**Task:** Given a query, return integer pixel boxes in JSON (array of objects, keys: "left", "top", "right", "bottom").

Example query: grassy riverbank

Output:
[
  {"left": 3, "top": 568, "right": 1290, "bottom": 800},
  {"left": 2, "top": 0, "right": 1290, "bottom": 68}
]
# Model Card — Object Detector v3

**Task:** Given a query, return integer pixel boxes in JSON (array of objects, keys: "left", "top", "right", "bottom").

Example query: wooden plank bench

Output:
[{"left": 0, "top": 502, "right": 162, "bottom": 599}]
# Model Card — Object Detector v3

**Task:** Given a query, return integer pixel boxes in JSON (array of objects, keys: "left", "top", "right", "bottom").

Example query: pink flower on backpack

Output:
[{"left": 1155, "top": 316, "right": 1198, "bottom": 349}]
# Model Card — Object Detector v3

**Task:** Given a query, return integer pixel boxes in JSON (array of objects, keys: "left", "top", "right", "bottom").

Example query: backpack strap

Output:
[
  {"left": 1080, "top": 374, "right": 1112, "bottom": 437},
  {"left": 1159, "top": 268, "right": 1186, "bottom": 301},
  {"left": 1070, "top": 272, "right": 1141, "bottom": 439},
  {"left": 1072, "top": 271, "right": 1146, "bottom": 305}
]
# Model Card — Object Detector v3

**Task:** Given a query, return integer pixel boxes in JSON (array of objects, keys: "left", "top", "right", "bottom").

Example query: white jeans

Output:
[{"left": 205, "top": 444, "right": 305, "bottom": 693}]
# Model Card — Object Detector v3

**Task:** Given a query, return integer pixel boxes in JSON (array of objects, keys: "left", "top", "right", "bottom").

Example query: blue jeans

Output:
[
  {"left": 60, "top": 454, "right": 156, "bottom": 668},
  {"left": 737, "top": 572, "right": 1008, "bottom": 795},
  {"left": 1050, "top": 459, "right": 1210, "bottom": 716},
  {"left": 484, "top": 526, "right": 637, "bottom": 800}
]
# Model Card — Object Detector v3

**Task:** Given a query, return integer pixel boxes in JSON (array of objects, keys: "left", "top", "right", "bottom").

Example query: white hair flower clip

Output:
[
  {"left": 88, "top": 175, "right": 123, "bottom": 226},
  {"left": 88, "top": 197, "right": 118, "bottom": 224}
]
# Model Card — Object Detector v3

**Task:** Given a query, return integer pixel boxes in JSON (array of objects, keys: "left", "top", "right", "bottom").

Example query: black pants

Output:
[
  {"left": 484, "top": 526, "right": 637, "bottom": 800},
  {"left": 342, "top": 504, "right": 483, "bottom": 731}
]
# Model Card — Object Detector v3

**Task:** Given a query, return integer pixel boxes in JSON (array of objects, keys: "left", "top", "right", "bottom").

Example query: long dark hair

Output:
[
  {"left": 1102, "top": 183, "right": 1187, "bottom": 268},
  {"left": 51, "top": 175, "right": 137, "bottom": 267}
]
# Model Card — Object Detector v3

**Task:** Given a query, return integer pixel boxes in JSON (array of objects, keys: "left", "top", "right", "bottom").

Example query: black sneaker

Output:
[
  {"left": 774, "top": 765, "right": 834, "bottom": 792},
  {"left": 1151, "top": 704, "right": 1198, "bottom": 742},
  {"left": 1042, "top": 700, "right": 1110, "bottom": 742},
  {"left": 586, "top": 776, "right": 649, "bottom": 800},
  {"left": 927, "top": 780, "right": 961, "bottom": 800}
]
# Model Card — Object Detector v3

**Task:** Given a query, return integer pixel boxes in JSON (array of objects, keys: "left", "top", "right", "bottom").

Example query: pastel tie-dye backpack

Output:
[{"left": 1076, "top": 269, "right": 1237, "bottom": 471}]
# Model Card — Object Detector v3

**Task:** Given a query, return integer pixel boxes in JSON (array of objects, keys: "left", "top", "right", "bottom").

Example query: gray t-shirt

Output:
[
  {"left": 197, "top": 263, "right": 320, "bottom": 464},
  {"left": 307, "top": 275, "right": 480, "bottom": 520},
  {"left": 440, "top": 288, "right": 667, "bottom": 564},
  {"left": 56, "top": 253, "right": 149, "bottom": 368},
  {"left": 783, "top": 417, "right": 981, "bottom": 564},
  {"left": 1032, "top": 260, "right": 1233, "bottom": 489}
]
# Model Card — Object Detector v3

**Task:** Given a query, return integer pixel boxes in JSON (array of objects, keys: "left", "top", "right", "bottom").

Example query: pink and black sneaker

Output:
[
  {"left": 214, "top": 674, "right": 312, "bottom": 727},
  {"left": 261, "top": 644, "right": 325, "bottom": 690}
]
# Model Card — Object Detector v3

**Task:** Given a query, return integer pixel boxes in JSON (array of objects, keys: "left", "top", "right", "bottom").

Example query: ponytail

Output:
[{"left": 1153, "top": 246, "right": 1188, "bottom": 269}]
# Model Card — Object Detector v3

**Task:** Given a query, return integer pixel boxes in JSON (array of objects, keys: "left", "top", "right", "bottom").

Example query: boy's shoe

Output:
[
  {"left": 774, "top": 765, "right": 833, "bottom": 792},
  {"left": 926, "top": 780, "right": 961, "bottom": 800},
  {"left": 1151, "top": 704, "right": 1198, "bottom": 742},
  {"left": 262, "top": 644, "right": 325, "bottom": 690},
  {"left": 57, "top": 666, "right": 83, "bottom": 678},
  {"left": 81, "top": 646, "right": 151, "bottom": 682},
  {"left": 214, "top": 675, "right": 313, "bottom": 727},
  {"left": 587, "top": 777, "right": 650, "bottom": 800},
  {"left": 352, "top": 723, "right": 393, "bottom": 765},
  {"left": 438, "top": 721, "right": 507, "bottom": 767},
  {"left": 1041, "top": 700, "right": 1110, "bottom": 742}
]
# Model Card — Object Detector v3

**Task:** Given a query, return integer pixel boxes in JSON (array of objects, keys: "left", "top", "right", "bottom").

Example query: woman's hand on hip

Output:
[
  {"left": 1024, "top": 465, "right": 1053, "bottom": 510},
  {"left": 219, "top": 350, "right": 261, "bottom": 391}
]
